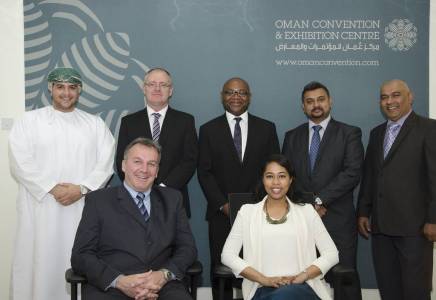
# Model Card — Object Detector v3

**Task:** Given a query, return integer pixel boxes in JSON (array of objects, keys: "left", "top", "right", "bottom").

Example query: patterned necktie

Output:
[
  {"left": 309, "top": 125, "right": 322, "bottom": 172},
  {"left": 383, "top": 123, "right": 401, "bottom": 158},
  {"left": 152, "top": 112, "right": 161, "bottom": 141},
  {"left": 233, "top": 117, "right": 242, "bottom": 162},
  {"left": 136, "top": 192, "right": 150, "bottom": 221}
]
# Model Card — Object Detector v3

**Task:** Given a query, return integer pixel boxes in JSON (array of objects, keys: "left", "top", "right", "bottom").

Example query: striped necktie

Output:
[
  {"left": 152, "top": 112, "right": 161, "bottom": 141},
  {"left": 309, "top": 125, "right": 322, "bottom": 172},
  {"left": 383, "top": 123, "right": 401, "bottom": 158},
  {"left": 136, "top": 192, "right": 149, "bottom": 221}
]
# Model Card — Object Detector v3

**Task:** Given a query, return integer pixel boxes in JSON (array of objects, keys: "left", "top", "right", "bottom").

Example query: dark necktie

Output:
[
  {"left": 233, "top": 117, "right": 242, "bottom": 161},
  {"left": 309, "top": 125, "right": 322, "bottom": 172},
  {"left": 136, "top": 192, "right": 149, "bottom": 221},
  {"left": 152, "top": 112, "right": 161, "bottom": 141},
  {"left": 383, "top": 123, "right": 401, "bottom": 158}
]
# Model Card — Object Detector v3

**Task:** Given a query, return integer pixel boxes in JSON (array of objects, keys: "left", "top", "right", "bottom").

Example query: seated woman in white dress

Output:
[{"left": 221, "top": 154, "right": 339, "bottom": 300}]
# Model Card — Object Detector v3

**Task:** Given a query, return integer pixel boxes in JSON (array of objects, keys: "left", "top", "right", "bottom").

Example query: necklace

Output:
[{"left": 264, "top": 200, "right": 289, "bottom": 225}]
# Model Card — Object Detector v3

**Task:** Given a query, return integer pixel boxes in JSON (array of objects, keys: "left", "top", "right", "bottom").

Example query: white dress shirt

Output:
[{"left": 147, "top": 104, "right": 169, "bottom": 133}]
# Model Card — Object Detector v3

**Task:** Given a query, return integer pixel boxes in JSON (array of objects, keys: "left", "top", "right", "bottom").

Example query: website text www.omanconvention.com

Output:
[{"left": 275, "top": 59, "right": 380, "bottom": 66}]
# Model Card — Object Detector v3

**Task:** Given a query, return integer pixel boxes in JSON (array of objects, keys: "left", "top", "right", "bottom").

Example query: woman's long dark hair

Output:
[{"left": 254, "top": 154, "right": 302, "bottom": 204}]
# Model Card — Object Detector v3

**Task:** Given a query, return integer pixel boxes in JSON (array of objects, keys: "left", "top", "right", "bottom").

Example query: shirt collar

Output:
[
  {"left": 386, "top": 109, "right": 412, "bottom": 127},
  {"left": 225, "top": 110, "right": 248, "bottom": 123},
  {"left": 123, "top": 181, "right": 151, "bottom": 203},
  {"left": 308, "top": 114, "right": 331, "bottom": 130},
  {"left": 146, "top": 104, "right": 169, "bottom": 118}
]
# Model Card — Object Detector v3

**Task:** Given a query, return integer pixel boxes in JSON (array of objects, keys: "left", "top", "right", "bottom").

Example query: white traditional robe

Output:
[{"left": 8, "top": 106, "right": 115, "bottom": 300}]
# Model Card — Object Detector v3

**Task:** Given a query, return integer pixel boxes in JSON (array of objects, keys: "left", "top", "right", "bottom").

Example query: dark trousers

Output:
[
  {"left": 84, "top": 280, "right": 192, "bottom": 300},
  {"left": 372, "top": 233, "right": 433, "bottom": 300},
  {"left": 158, "top": 281, "right": 193, "bottom": 300},
  {"left": 209, "top": 212, "right": 233, "bottom": 300}
]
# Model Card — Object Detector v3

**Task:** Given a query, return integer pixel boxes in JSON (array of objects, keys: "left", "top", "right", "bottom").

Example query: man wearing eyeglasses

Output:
[
  {"left": 116, "top": 67, "right": 198, "bottom": 217},
  {"left": 198, "top": 77, "right": 280, "bottom": 300}
]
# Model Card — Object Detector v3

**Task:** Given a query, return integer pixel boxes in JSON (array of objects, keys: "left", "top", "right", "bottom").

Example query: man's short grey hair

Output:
[
  {"left": 144, "top": 67, "right": 172, "bottom": 84},
  {"left": 123, "top": 137, "right": 162, "bottom": 160}
]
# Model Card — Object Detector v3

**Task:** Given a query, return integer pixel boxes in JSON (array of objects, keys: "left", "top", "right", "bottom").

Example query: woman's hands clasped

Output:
[{"left": 259, "top": 275, "right": 296, "bottom": 287}]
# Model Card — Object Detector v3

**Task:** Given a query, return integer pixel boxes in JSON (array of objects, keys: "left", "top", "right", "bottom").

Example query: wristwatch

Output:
[
  {"left": 80, "top": 185, "right": 89, "bottom": 196},
  {"left": 314, "top": 196, "right": 323, "bottom": 206},
  {"left": 160, "top": 268, "right": 172, "bottom": 281}
]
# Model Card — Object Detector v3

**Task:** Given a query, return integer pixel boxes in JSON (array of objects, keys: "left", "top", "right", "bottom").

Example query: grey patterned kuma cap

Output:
[{"left": 47, "top": 67, "right": 82, "bottom": 86}]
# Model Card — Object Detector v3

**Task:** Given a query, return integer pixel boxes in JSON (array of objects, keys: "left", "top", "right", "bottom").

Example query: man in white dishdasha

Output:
[{"left": 8, "top": 67, "right": 115, "bottom": 300}]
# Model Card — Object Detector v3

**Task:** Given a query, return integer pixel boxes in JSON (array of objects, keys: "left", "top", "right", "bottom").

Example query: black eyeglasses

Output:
[{"left": 222, "top": 89, "right": 250, "bottom": 97}]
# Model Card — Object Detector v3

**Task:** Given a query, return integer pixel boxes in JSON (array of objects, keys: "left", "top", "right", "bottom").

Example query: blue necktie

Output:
[
  {"left": 152, "top": 113, "right": 161, "bottom": 141},
  {"left": 309, "top": 125, "right": 322, "bottom": 172},
  {"left": 136, "top": 192, "right": 149, "bottom": 221},
  {"left": 233, "top": 117, "right": 242, "bottom": 162},
  {"left": 383, "top": 123, "right": 401, "bottom": 158}
]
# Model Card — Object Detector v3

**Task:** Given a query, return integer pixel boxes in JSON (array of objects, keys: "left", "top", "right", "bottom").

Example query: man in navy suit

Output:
[
  {"left": 116, "top": 68, "right": 198, "bottom": 216},
  {"left": 72, "top": 137, "right": 197, "bottom": 300},
  {"left": 282, "top": 81, "right": 363, "bottom": 299},
  {"left": 358, "top": 79, "right": 436, "bottom": 300},
  {"left": 198, "top": 77, "right": 280, "bottom": 299}
]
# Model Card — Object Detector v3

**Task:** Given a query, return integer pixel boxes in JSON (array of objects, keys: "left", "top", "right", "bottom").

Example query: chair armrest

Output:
[
  {"left": 65, "top": 268, "right": 88, "bottom": 284},
  {"left": 213, "top": 263, "right": 234, "bottom": 278},
  {"left": 331, "top": 264, "right": 355, "bottom": 285},
  {"left": 186, "top": 260, "right": 203, "bottom": 276}
]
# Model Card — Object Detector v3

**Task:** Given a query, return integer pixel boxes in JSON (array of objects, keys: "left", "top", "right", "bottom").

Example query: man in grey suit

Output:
[
  {"left": 72, "top": 137, "right": 197, "bottom": 300},
  {"left": 358, "top": 79, "right": 436, "bottom": 300},
  {"left": 198, "top": 77, "right": 280, "bottom": 300},
  {"left": 282, "top": 81, "right": 363, "bottom": 299}
]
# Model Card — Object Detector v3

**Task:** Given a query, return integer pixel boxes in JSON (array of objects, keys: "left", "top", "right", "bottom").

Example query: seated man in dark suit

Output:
[{"left": 71, "top": 137, "right": 197, "bottom": 300}]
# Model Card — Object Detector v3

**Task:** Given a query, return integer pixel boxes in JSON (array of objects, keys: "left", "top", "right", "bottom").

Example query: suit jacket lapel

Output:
[
  {"left": 158, "top": 106, "right": 173, "bottom": 147},
  {"left": 313, "top": 119, "right": 336, "bottom": 171},
  {"left": 139, "top": 108, "right": 152, "bottom": 138},
  {"left": 118, "top": 186, "right": 149, "bottom": 230},
  {"left": 243, "top": 114, "right": 255, "bottom": 165},
  {"left": 148, "top": 188, "right": 166, "bottom": 228},
  {"left": 143, "top": 189, "right": 160, "bottom": 251},
  {"left": 384, "top": 112, "right": 416, "bottom": 163},
  {"left": 219, "top": 115, "right": 242, "bottom": 165},
  {"left": 299, "top": 123, "right": 310, "bottom": 178},
  {"left": 372, "top": 122, "right": 387, "bottom": 166}
]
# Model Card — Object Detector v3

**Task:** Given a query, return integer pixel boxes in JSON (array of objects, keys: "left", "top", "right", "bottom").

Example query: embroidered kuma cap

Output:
[{"left": 47, "top": 67, "right": 83, "bottom": 86}]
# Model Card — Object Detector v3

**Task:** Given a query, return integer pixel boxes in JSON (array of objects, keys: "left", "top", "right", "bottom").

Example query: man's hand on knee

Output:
[{"left": 116, "top": 271, "right": 160, "bottom": 298}]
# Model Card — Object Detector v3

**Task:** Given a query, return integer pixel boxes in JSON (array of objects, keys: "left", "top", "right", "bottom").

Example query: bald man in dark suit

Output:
[
  {"left": 198, "top": 77, "right": 280, "bottom": 300},
  {"left": 358, "top": 79, "right": 436, "bottom": 300}
]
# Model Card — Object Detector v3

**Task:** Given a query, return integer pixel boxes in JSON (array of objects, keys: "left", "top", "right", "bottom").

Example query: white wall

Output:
[
  {"left": 0, "top": 1, "right": 434, "bottom": 300},
  {"left": 0, "top": 1, "right": 24, "bottom": 299}
]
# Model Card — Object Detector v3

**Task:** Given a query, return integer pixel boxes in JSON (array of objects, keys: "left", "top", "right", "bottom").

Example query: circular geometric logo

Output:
[{"left": 384, "top": 19, "right": 417, "bottom": 51}]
